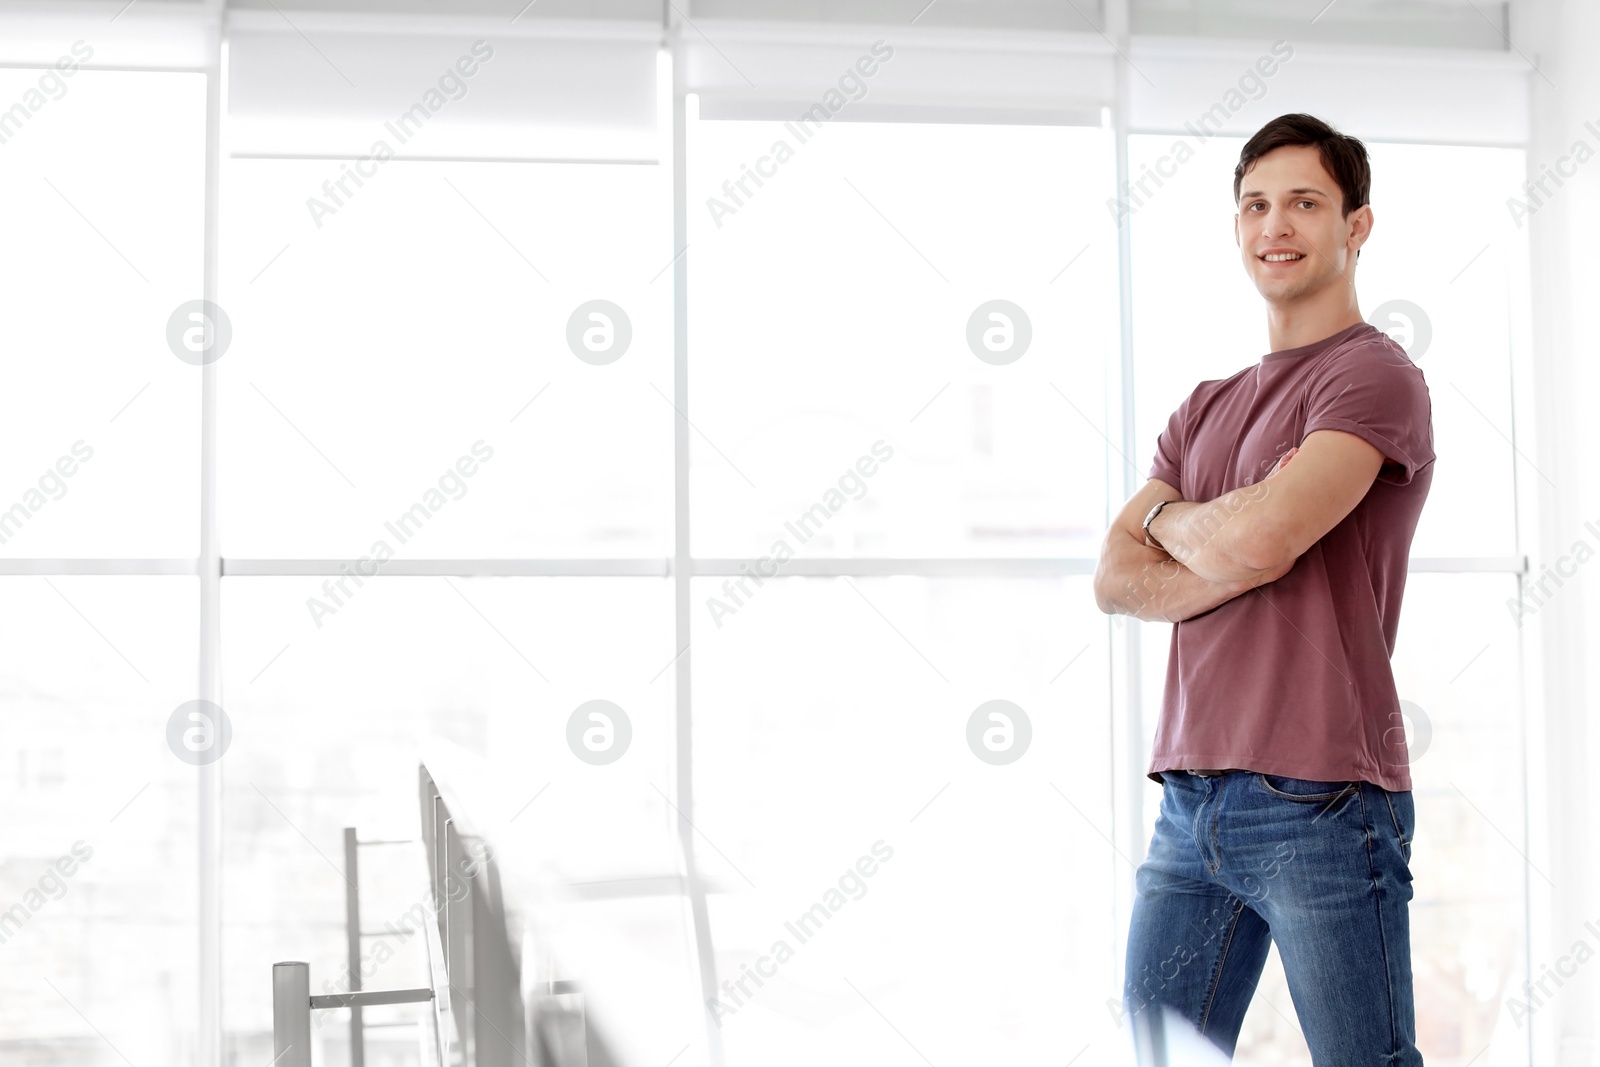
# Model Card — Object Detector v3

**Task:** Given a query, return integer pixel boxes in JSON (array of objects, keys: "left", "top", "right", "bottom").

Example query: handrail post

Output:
[
  {"left": 272, "top": 961, "right": 313, "bottom": 1067},
  {"left": 343, "top": 828, "right": 365, "bottom": 1067}
]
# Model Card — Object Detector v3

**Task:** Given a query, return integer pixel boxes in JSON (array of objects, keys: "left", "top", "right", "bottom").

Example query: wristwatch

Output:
[{"left": 1142, "top": 499, "right": 1174, "bottom": 551}]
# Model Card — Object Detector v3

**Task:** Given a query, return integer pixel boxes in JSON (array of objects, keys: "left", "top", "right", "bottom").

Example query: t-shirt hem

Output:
[
  {"left": 1303, "top": 416, "right": 1434, "bottom": 486},
  {"left": 1147, "top": 463, "right": 1181, "bottom": 491},
  {"left": 1146, "top": 756, "right": 1412, "bottom": 793}
]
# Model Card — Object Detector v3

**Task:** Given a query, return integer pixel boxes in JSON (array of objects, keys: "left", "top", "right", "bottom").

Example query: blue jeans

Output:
[{"left": 1123, "top": 770, "right": 1421, "bottom": 1065}]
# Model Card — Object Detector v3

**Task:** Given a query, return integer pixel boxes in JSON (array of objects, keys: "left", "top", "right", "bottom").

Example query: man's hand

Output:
[
  {"left": 1094, "top": 477, "right": 1292, "bottom": 623},
  {"left": 1145, "top": 430, "right": 1383, "bottom": 583}
]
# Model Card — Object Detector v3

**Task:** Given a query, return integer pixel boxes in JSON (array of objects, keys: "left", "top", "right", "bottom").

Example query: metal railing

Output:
[
  {"left": 272, "top": 764, "right": 540, "bottom": 1062},
  {"left": 419, "top": 762, "right": 528, "bottom": 1066},
  {"left": 271, "top": 961, "right": 437, "bottom": 1067}
]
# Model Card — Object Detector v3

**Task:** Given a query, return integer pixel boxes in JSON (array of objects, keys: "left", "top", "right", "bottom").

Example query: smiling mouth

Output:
[{"left": 1260, "top": 252, "right": 1305, "bottom": 263}]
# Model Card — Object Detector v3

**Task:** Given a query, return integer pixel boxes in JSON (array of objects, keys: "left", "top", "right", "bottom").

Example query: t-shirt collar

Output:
[{"left": 1261, "top": 321, "right": 1375, "bottom": 364}]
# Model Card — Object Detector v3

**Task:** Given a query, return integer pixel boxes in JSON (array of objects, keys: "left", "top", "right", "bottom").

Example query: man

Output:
[{"left": 1094, "top": 113, "right": 1435, "bottom": 1064}]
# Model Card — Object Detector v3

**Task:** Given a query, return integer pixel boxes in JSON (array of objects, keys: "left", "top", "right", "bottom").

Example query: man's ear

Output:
[{"left": 1348, "top": 203, "right": 1373, "bottom": 260}]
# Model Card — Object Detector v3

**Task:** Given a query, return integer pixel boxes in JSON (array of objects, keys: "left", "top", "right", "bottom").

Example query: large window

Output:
[
  {"left": 219, "top": 577, "right": 695, "bottom": 1063},
  {"left": 687, "top": 116, "right": 1118, "bottom": 559},
  {"left": 684, "top": 115, "right": 1119, "bottom": 1062},
  {"left": 0, "top": 66, "right": 204, "bottom": 1064},
  {"left": 217, "top": 145, "right": 689, "bottom": 1059},
  {"left": 0, "top": 28, "right": 1537, "bottom": 1067},
  {"left": 219, "top": 158, "right": 673, "bottom": 559},
  {"left": 0, "top": 68, "right": 202, "bottom": 558}
]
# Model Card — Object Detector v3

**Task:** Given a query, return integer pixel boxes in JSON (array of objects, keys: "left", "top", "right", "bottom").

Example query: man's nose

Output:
[{"left": 1261, "top": 205, "right": 1294, "bottom": 236}]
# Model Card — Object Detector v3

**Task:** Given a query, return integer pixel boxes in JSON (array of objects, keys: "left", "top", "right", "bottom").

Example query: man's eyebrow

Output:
[{"left": 1239, "top": 187, "right": 1331, "bottom": 200}]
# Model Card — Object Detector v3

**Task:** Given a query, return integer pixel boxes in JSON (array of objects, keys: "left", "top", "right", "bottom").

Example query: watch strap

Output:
[{"left": 1142, "top": 499, "right": 1173, "bottom": 550}]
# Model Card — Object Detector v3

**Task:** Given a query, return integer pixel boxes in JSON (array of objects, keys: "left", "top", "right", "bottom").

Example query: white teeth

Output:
[{"left": 1263, "top": 253, "right": 1303, "bottom": 262}]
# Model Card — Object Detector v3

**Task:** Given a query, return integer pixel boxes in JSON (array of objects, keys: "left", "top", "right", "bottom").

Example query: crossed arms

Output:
[{"left": 1092, "top": 429, "right": 1387, "bottom": 623}]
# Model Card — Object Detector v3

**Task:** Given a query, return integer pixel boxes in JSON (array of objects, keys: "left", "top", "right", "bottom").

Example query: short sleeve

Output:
[
  {"left": 1148, "top": 393, "right": 1189, "bottom": 492},
  {"left": 1304, "top": 340, "right": 1436, "bottom": 486}
]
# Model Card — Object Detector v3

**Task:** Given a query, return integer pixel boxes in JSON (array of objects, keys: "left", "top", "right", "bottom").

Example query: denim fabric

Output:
[{"left": 1123, "top": 769, "right": 1421, "bottom": 1065}]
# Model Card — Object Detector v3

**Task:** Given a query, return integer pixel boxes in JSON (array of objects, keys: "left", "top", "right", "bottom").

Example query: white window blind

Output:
[{"left": 225, "top": 15, "right": 663, "bottom": 160}]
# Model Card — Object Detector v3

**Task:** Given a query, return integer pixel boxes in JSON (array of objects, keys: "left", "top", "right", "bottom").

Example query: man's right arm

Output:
[{"left": 1093, "top": 477, "right": 1292, "bottom": 623}]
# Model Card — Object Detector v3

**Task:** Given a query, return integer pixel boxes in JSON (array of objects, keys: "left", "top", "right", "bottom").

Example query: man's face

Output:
[{"left": 1234, "top": 144, "right": 1370, "bottom": 306}]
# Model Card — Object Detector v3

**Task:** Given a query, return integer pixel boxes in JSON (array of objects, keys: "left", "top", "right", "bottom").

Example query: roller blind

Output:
[
  {"left": 683, "top": 27, "right": 1116, "bottom": 126},
  {"left": 0, "top": 2, "right": 213, "bottom": 69},
  {"left": 687, "top": 0, "right": 1101, "bottom": 33},
  {"left": 1125, "top": 40, "right": 1529, "bottom": 146},
  {"left": 225, "top": 15, "right": 663, "bottom": 160},
  {"left": 0, "top": 2, "right": 1529, "bottom": 149}
]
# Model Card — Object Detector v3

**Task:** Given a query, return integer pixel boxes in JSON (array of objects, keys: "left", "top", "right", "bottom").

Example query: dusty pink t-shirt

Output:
[{"left": 1145, "top": 321, "right": 1435, "bottom": 793}]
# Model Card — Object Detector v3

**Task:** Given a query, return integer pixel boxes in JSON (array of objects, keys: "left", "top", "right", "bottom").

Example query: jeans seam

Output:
[
  {"left": 1210, "top": 798, "right": 1222, "bottom": 873},
  {"left": 1359, "top": 785, "right": 1402, "bottom": 1058},
  {"left": 1192, "top": 786, "right": 1218, "bottom": 873},
  {"left": 1197, "top": 896, "right": 1245, "bottom": 1036}
]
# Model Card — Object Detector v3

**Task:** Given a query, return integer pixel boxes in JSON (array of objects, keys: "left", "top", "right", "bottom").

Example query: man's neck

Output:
[{"left": 1264, "top": 300, "right": 1365, "bottom": 354}]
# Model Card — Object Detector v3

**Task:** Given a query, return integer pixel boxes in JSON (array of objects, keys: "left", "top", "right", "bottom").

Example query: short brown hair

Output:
[{"left": 1234, "top": 113, "right": 1371, "bottom": 219}]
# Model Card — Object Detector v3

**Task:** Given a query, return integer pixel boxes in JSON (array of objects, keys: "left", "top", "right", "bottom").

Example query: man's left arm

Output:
[{"left": 1145, "top": 429, "right": 1386, "bottom": 584}]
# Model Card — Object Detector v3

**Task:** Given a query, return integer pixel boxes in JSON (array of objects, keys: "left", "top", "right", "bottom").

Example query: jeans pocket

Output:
[
  {"left": 1383, "top": 789, "right": 1414, "bottom": 862},
  {"left": 1256, "top": 773, "right": 1359, "bottom": 803}
]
